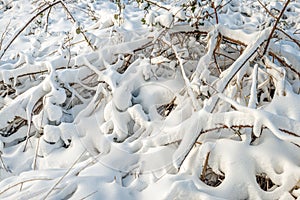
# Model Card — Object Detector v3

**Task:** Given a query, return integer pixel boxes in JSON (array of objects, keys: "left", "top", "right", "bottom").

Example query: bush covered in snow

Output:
[{"left": 0, "top": 0, "right": 299, "bottom": 199}]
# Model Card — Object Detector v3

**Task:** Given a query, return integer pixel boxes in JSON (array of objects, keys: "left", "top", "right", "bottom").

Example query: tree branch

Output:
[
  {"left": 0, "top": 1, "right": 61, "bottom": 60},
  {"left": 263, "top": 0, "right": 290, "bottom": 55}
]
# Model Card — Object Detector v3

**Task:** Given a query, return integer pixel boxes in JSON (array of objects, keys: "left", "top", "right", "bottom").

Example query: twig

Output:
[
  {"left": 201, "top": 0, "right": 233, "bottom": 21},
  {"left": 0, "top": 178, "right": 52, "bottom": 195},
  {"left": 222, "top": 35, "right": 247, "bottom": 47},
  {"left": 0, "top": 0, "right": 14, "bottom": 11},
  {"left": 78, "top": 191, "right": 98, "bottom": 200},
  {"left": 42, "top": 150, "right": 86, "bottom": 200},
  {"left": 215, "top": 52, "right": 236, "bottom": 61},
  {"left": 144, "top": 0, "right": 170, "bottom": 11},
  {"left": 0, "top": 20, "right": 11, "bottom": 50},
  {"left": 59, "top": 1, "right": 95, "bottom": 51},
  {"left": 209, "top": 43, "right": 263, "bottom": 113},
  {"left": 257, "top": 0, "right": 276, "bottom": 18},
  {"left": 0, "top": 153, "right": 9, "bottom": 173},
  {"left": 171, "top": 44, "right": 200, "bottom": 111},
  {"left": 0, "top": 0, "right": 96, "bottom": 60},
  {"left": 176, "top": 129, "right": 203, "bottom": 171},
  {"left": 212, "top": 2, "right": 219, "bottom": 24},
  {"left": 0, "top": 1, "right": 61, "bottom": 60},
  {"left": 30, "top": 1, "right": 48, "bottom": 14},
  {"left": 279, "top": 128, "right": 299, "bottom": 137},
  {"left": 23, "top": 113, "right": 33, "bottom": 152},
  {"left": 32, "top": 135, "right": 41, "bottom": 170},
  {"left": 276, "top": 27, "right": 300, "bottom": 48},
  {"left": 269, "top": 51, "right": 300, "bottom": 77},
  {"left": 263, "top": 0, "right": 290, "bottom": 55},
  {"left": 200, "top": 152, "right": 210, "bottom": 181},
  {"left": 45, "top": 6, "right": 52, "bottom": 32},
  {"left": 213, "top": 34, "right": 223, "bottom": 74}
]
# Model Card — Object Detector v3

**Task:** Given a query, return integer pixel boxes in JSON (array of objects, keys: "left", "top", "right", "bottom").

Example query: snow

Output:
[{"left": 0, "top": 0, "right": 299, "bottom": 199}]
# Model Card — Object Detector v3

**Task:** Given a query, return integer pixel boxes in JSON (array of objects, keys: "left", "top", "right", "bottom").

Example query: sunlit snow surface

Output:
[{"left": 0, "top": 0, "right": 299, "bottom": 199}]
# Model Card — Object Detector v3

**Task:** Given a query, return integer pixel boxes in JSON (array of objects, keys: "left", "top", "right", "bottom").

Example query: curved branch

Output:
[{"left": 0, "top": 1, "right": 61, "bottom": 60}]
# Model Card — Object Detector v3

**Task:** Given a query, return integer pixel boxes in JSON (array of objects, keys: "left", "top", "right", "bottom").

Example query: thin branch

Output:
[
  {"left": 42, "top": 150, "right": 86, "bottom": 200},
  {"left": 0, "top": 153, "right": 9, "bottom": 173},
  {"left": 0, "top": 0, "right": 97, "bottom": 60},
  {"left": 200, "top": 152, "right": 210, "bottom": 181},
  {"left": 263, "top": 0, "right": 291, "bottom": 55},
  {"left": 257, "top": 0, "right": 276, "bottom": 18},
  {"left": 212, "top": 2, "right": 219, "bottom": 24},
  {"left": 78, "top": 191, "right": 98, "bottom": 200},
  {"left": 0, "top": 1, "right": 61, "bottom": 60},
  {"left": 215, "top": 52, "right": 236, "bottom": 61},
  {"left": 209, "top": 41, "right": 264, "bottom": 113},
  {"left": 0, "top": 178, "right": 52, "bottom": 195},
  {"left": 276, "top": 28, "right": 300, "bottom": 48},
  {"left": 0, "top": 20, "right": 11, "bottom": 50},
  {"left": 279, "top": 128, "right": 299, "bottom": 137},
  {"left": 0, "top": 0, "right": 14, "bottom": 11},
  {"left": 171, "top": 44, "right": 200, "bottom": 111},
  {"left": 144, "top": 0, "right": 170, "bottom": 11},
  {"left": 45, "top": 6, "right": 52, "bottom": 32},
  {"left": 32, "top": 135, "right": 41, "bottom": 170},
  {"left": 59, "top": 1, "right": 95, "bottom": 51},
  {"left": 213, "top": 34, "right": 223, "bottom": 74},
  {"left": 23, "top": 113, "right": 33, "bottom": 152},
  {"left": 269, "top": 51, "right": 300, "bottom": 77},
  {"left": 201, "top": 0, "right": 233, "bottom": 21},
  {"left": 175, "top": 129, "right": 202, "bottom": 171},
  {"left": 222, "top": 36, "right": 247, "bottom": 47}
]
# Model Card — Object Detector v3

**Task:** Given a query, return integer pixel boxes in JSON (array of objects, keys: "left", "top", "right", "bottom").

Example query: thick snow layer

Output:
[{"left": 0, "top": 0, "right": 299, "bottom": 199}]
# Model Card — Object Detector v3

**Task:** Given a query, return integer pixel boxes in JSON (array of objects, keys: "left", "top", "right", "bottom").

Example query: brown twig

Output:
[
  {"left": 0, "top": 0, "right": 96, "bottom": 60},
  {"left": 212, "top": 2, "right": 219, "bottom": 24},
  {"left": 117, "top": 54, "right": 132, "bottom": 73},
  {"left": 175, "top": 119, "right": 299, "bottom": 170},
  {"left": 257, "top": 0, "right": 276, "bottom": 18},
  {"left": 269, "top": 51, "right": 300, "bottom": 77},
  {"left": 263, "top": 0, "right": 291, "bottom": 55},
  {"left": 59, "top": 1, "right": 95, "bottom": 51},
  {"left": 0, "top": 1, "right": 61, "bottom": 60},
  {"left": 201, "top": 0, "right": 233, "bottom": 22},
  {"left": 144, "top": 0, "right": 170, "bottom": 11},
  {"left": 200, "top": 152, "right": 210, "bottom": 181},
  {"left": 213, "top": 34, "right": 223, "bottom": 74},
  {"left": 215, "top": 52, "right": 236, "bottom": 61},
  {"left": 276, "top": 28, "right": 300, "bottom": 48},
  {"left": 209, "top": 43, "right": 264, "bottom": 113},
  {"left": 222, "top": 36, "right": 247, "bottom": 47},
  {"left": 279, "top": 128, "right": 300, "bottom": 137}
]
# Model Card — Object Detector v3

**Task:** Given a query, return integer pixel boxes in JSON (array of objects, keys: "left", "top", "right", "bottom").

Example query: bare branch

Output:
[
  {"left": 257, "top": 0, "right": 276, "bottom": 18},
  {"left": 0, "top": 1, "right": 61, "bottom": 60},
  {"left": 263, "top": 0, "right": 291, "bottom": 55}
]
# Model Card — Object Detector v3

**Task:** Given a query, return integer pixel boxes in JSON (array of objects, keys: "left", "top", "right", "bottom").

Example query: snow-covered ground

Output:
[{"left": 0, "top": 0, "right": 299, "bottom": 199}]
